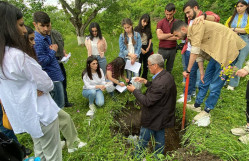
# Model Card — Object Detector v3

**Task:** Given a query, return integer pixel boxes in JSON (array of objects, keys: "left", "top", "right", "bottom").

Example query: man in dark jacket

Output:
[{"left": 127, "top": 54, "right": 177, "bottom": 156}]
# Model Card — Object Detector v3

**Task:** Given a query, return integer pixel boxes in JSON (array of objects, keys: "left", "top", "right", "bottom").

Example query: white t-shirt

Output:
[
  {"left": 91, "top": 37, "right": 100, "bottom": 55},
  {"left": 187, "top": 20, "right": 193, "bottom": 52},
  {"left": 128, "top": 37, "right": 135, "bottom": 54}
]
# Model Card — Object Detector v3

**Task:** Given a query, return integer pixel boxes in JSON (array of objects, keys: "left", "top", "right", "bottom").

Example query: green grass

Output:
[{"left": 17, "top": 32, "right": 249, "bottom": 161}]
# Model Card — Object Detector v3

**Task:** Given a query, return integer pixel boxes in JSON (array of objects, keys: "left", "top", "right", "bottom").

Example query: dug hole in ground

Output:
[{"left": 111, "top": 100, "right": 221, "bottom": 160}]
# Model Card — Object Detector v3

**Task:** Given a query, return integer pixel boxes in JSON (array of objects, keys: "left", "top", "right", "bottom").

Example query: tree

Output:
[{"left": 59, "top": 0, "right": 118, "bottom": 46}]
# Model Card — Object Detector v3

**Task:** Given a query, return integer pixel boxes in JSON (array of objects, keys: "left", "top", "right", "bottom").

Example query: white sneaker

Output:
[
  {"left": 193, "top": 111, "right": 210, "bottom": 121},
  {"left": 61, "top": 140, "right": 66, "bottom": 149},
  {"left": 68, "top": 141, "right": 87, "bottom": 153},
  {"left": 186, "top": 104, "right": 201, "bottom": 112},
  {"left": 78, "top": 141, "right": 87, "bottom": 148},
  {"left": 89, "top": 104, "right": 96, "bottom": 112},
  {"left": 239, "top": 134, "right": 249, "bottom": 144},
  {"left": 177, "top": 96, "right": 191, "bottom": 103},
  {"left": 86, "top": 109, "right": 94, "bottom": 116},
  {"left": 227, "top": 85, "right": 234, "bottom": 91},
  {"left": 231, "top": 126, "right": 249, "bottom": 136}
]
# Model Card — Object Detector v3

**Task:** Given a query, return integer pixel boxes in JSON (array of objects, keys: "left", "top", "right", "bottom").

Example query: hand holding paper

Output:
[{"left": 61, "top": 52, "right": 71, "bottom": 63}]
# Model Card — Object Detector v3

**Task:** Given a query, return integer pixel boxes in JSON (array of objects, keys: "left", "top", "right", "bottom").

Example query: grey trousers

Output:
[
  {"left": 32, "top": 118, "right": 62, "bottom": 161},
  {"left": 158, "top": 48, "right": 177, "bottom": 73},
  {"left": 58, "top": 109, "right": 80, "bottom": 149}
]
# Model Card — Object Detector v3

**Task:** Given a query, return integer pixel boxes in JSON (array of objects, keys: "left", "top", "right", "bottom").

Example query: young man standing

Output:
[
  {"left": 156, "top": 3, "right": 178, "bottom": 73},
  {"left": 171, "top": 20, "right": 246, "bottom": 122},
  {"left": 177, "top": 0, "right": 220, "bottom": 103},
  {"left": 48, "top": 25, "right": 73, "bottom": 107},
  {"left": 33, "top": 11, "right": 65, "bottom": 109}
]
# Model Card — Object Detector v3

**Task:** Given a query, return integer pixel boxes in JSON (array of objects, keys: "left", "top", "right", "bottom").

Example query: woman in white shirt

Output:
[
  {"left": 85, "top": 22, "right": 107, "bottom": 75},
  {"left": 82, "top": 56, "right": 106, "bottom": 116},
  {"left": 0, "top": 2, "right": 61, "bottom": 160}
]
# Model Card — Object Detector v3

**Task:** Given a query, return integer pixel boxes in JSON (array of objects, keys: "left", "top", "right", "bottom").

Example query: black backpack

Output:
[{"left": 0, "top": 132, "right": 25, "bottom": 161}]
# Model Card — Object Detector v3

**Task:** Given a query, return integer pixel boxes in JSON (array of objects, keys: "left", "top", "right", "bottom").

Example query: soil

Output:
[{"left": 111, "top": 101, "right": 222, "bottom": 160}]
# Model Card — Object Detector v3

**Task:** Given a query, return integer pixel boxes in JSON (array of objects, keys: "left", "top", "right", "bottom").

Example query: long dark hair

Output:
[
  {"left": 121, "top": 18, "right": 136, "bottom": 46},
  {"left": 89, "top": 22, "right": 103, "bottom": 41},
  {"left": 82, "top": 56, "right": 102, "bottom": 80},
  {"left": 0, "top": 2, "right": 35, "bottom": 68},
  {"left": 107, "top": 57, "right": 125, "bottom": 79},
  {"left": 228, "top": 0, "right": 249, "bottom": 27},
  {"left": 24, "top": 25, "right": 37, "bottom": 61},
  {"left": 135, "top": 14, "right": 152, "bottom": 40}
]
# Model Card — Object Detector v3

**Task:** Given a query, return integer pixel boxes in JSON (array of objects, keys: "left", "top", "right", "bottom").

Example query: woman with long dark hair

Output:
[
  {"left": 0, "top": 2, "right": 61, "bottom": 160},
  {"left": 82, "top": 56, "right": 106, "bottom": 117},
  {"left": 135, "top": 14, "right": 153, "bottom": 79},
  {"left": 119, "top": 18, "right": 142, "bottom": 80},
  {"left": 225, "top": 0, "right": 249, "bottom": 90},
  {"left": 106, "top": 57, "right": 129, "bottom": 87},
  {"left": 85, "top": 22, "right": 107, "bottom": 75}
]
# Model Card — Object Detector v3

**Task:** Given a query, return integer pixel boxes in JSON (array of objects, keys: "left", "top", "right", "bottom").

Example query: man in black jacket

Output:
[{"left": 127, "top": 54, "right": 177, "bottom": 157}]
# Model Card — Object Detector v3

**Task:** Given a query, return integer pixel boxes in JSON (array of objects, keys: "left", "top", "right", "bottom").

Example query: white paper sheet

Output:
[
  {"left": 61, "top": 52, "right": 71, "bottom": 63},
  {"left": 115, "top": 83, "right": 127, "bottom": 93},
  {"left": 124, "top": 60, "right": 141, "bottom": 73}
]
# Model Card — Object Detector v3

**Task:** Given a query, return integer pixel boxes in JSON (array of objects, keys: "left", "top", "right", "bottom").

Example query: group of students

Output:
[
  {"left": 82, "top": 15, "right": 153, "bottom": 116},
  {"left": 2, "top": 0, "right": 249, "bottom": 160}
]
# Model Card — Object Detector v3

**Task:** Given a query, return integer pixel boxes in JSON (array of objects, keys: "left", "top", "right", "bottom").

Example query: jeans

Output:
[
  {"left": 135, "top": 127, "right": 165, "bottom": 158},
  {"left": 59, "top": 63, "right": 69, "bottom": 104},
  {"left": 82, "top": 89, "right": 104, "bottom": 106},
  {"left": 158, "top": 48, "right": 177, "bottom": 73},
  {"left": 93, "top": 55, "right": 107, "bottom": 75},
  {"left": 0, "top": 104, "right": 19, "bottom": 143},
  {"left": 195, "top": 58, "right": 227, "bottom": 111},
  {"left": 50, "top": 81, "right": 65, "bottom": 108},
  {"left": 229, "top": 35, "right": 249, "bottom": 87},
  {"left": 182, "top": 54, "right": 186, "bottom": 83},
  {"left": 139, "top": 44, "right": 152, "bottom": 79},
  {"left": 183, "top": 50, "right": 200, "bottom": 96}
]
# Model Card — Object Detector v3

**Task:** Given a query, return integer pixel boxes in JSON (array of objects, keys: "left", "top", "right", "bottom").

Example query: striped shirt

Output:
[{"left": 34, "top": 31, "right": 64, "bottom": 81}]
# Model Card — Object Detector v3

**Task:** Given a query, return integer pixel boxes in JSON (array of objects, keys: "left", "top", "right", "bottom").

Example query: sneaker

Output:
[
  {"left": 227, "top": 85, "right": 234, "bottom": 91},
  {"left": 65, "top": 102, "right": 73, "bottom": 107},
  {"left": 61, "top": 140, "right": 66, "bottom": 149},
  {"left": 78, "top": 141, "right": 87, "bottom": 148},
  {"left": 186, "top": 104, "right": 201, "bottom": 112},
  {"left": 239, "top": 134, "right": 249, "bottom": 144},
  {"left": 193, "top": 111, "right": 210, "bottom": 121},
  {"left": 89, "top": 104, "right": 96, "bottom": 112},
  {"left": 86, "top": 109, "right": 94, "bottom": 116},
  {"left": 68, "top": 141, "right": 87, "bottom": 153},
  {"left": 177, "top": 96, "right": 191, "bottom": 103},
  {"left": 231, "top": 126, "right": 249, "bottom": 136}
]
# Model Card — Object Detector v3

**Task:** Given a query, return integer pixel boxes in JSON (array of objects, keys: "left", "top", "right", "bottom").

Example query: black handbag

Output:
[{"left": 0, "top": 132, "right": 25, "bottom": 161}]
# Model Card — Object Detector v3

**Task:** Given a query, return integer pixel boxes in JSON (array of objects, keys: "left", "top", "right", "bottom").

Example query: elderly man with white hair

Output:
[{"left": 127, "top": 54, "right": 177, "bottom": 157}]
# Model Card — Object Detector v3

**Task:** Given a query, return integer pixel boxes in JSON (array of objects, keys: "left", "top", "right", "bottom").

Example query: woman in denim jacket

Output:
[{"left": 119, "top": 18, "right": 142, "bottom": 80}]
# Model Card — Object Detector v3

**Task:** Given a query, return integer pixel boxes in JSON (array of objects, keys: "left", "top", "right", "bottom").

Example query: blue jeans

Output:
[
  {"left": 82, "top": 89, "right": 104, "bottom": 106},
  {"left": 135, "top": 127, "right": 165, "bottom": 157},
  {"left": 0, "top": 104, "right": 19, "bottom": 143},
  {"left": 184, "top": 50, "right": 200, "bottom": 97},
  {"left": 93, "top": 55, "right": 107, "bottom": 75},
  {"left": 50, "top": 81, "right": 65, "bottom": 108},
  {"left": 195, "top": 58, "right": 228, "bottom": 111},
  {"left": 182, "top": 54, "right": 186, "bottom": 83},
  {"left": 229, "top": 35, "right": 249, "bottom": 87}
]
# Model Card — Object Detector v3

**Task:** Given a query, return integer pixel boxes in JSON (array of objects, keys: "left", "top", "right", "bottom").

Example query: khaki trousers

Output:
[{"left": 32, "top": 118, "right": 62, "bottom": 161}]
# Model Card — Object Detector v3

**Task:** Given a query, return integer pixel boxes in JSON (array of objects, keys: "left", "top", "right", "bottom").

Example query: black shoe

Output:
[
  {"left": 25, "top": 147, "right": 32, "bottom": 156},
  {"left": 65, "top": 102, "right": 73, "bottom": 107}
]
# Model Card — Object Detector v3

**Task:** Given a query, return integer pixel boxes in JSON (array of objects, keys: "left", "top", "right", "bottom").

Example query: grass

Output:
[{"left": 17, "top": 31, "right": 249, "bottom": 160}]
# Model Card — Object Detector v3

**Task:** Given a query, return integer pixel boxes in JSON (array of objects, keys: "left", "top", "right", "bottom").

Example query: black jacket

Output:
[{"left": 133, "top": 70, "right": 176, "bottom": 130}]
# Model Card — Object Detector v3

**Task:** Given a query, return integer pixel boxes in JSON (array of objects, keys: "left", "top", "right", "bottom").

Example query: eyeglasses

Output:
[{"left": 147, "top": 64, "right": 154, "bottom": 67}]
